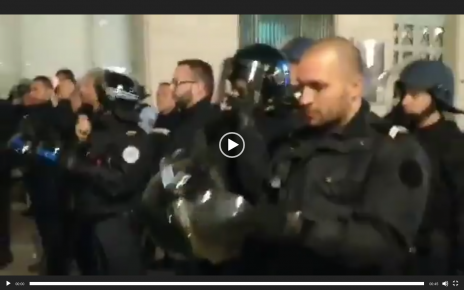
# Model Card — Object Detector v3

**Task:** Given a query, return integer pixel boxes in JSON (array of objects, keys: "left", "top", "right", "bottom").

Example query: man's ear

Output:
[
  {"left": 345, "top": 74, "right": 362, "bottom": 99},
  {"left": 196, "top": 81, "right": 208, "bottom": 98}
]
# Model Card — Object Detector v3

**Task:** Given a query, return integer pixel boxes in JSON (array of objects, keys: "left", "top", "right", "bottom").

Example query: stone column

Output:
[
  {"left": 0, "top": 16, "right": 20, "bottom": 97},
  {"left": 443, "top": 15, "right": 464, "bottom": 128}
]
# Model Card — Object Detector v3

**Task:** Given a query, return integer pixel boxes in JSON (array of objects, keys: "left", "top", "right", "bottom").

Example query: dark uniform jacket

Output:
[
  {"left": 67, "top": 112, "right": 153, "bottom": 217},
  {"left": 0, "top": 100, "right": 24, "bottom": 174},
  {"left": 386, "top": 111, "right": 464, "bottom": 274},
  {"left": 242, "top": 101, "right": 431, "bottom": 275},
  {"left": 163, "top": 99, "right": 221, "bottom": 156},
  {"left": 0, "top": 99, "right": 76, "bottom": 172},
  {"left": 148, "top": 109, "right": 183, "bottom": 174}
]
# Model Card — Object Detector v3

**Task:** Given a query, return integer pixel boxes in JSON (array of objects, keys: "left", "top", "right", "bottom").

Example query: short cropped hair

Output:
[
  {"left": 33, "top": 75, "right": 53, "bottom": 89},
  {"left": 56, "top": 68, "right": 76, "bottom": 83},
  {"left": 177, "top": 59, "right": 214, "bottom": 97}
]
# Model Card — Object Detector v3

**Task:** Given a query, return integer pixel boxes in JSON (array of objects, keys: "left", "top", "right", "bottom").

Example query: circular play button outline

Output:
[{"left": 219, "top": 132, "right": 245, "bottom": 159}]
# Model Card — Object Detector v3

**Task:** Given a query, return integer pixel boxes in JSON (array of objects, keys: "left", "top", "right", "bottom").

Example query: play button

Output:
[
  {"left": 219, "top": 132, "right": 245, "bottom": 158},
  {"left": 6, "top": 281, "right": 10, "bottom": 286},
  {"left": 228, "top": 139, "right": 238, "bottom": 151}
]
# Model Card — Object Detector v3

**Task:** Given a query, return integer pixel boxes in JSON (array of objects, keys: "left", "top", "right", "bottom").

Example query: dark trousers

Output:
[
  {"left": 74, "top": 214, "right": 145, "bottom": 275},
  {"left": 0, "top": 175, "right": 11, "bottom": 255},
  {"left": 25, "top": 170, "right": 71, "bottom": 275}
]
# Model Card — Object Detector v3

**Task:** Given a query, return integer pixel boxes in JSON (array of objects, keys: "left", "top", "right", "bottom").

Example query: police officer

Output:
[
  {"left": 62, "top": 69, "right": 153, "bottom": 275},
  {"left": 223, "top": 44, "right": 303, "bottom": 204},
  {"left": 143, "top": 48, "right": 298, "bottom": 274},
  {"left": 147, "top": 82, "right": 180, "bottom": 177},
  {"left": 242, "top": 38, "right": 315, "bottom": 148},
  {"left": 152, "top": 82, "right": 180, "bottom": 132},
  {"left": 0, "top": 81, "right": 30, "bottom": 269},
  {"left": 238, "top": 37, "right": 431, "bottom": 275},
  {"left": 385, "top": 59, "right": 464, "bottom": 275},
  {"left": 162, "top": 59, "right": 221, "bottom": 158},
  {"left": 16, "top": 76, "right": 77, "bottom": 275},
  {"left": 139, "top": 46, "right": 292, "bottom": 275},
  {"left": 1, "top": 77, "right": 80, "bottom": 273},
  {"left": 235, "top": 38, "right": 312, "bottom": 153}
]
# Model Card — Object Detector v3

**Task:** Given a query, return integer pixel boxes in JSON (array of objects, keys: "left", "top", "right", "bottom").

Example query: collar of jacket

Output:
[
  {"left": 414, "top": 116, "right": 460, "bottom": 135},
  {"left": 178, "top": 98, "right": 217, "bottom": 122},
  {"left": 95, "top": 113, "right": 141, "bottom": 132},
  {"left": 333, "top": 100, "right": 372, "bottom": 138}
]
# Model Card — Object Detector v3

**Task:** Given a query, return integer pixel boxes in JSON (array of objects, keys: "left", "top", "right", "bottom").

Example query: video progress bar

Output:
[{"left": 29, "top": 282, "right": 425, "bottom": 286}]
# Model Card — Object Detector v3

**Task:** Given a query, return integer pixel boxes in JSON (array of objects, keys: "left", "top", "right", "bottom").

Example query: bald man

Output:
[{"left": 249, "top": 37, "right": 431, "bottom": 275}]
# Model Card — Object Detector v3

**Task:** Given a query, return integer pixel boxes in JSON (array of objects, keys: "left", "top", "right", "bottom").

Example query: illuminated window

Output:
[
  {"left": 239, "top": 15, "right": 335, "bottom": 48},
  {"left": 393, "top": 15, "right": 445, "bottom": 65}
]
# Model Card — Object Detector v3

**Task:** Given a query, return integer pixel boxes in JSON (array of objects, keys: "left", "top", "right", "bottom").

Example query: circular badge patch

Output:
[{"left": 122, "top": 146, "right": 140, "bottom": 164}]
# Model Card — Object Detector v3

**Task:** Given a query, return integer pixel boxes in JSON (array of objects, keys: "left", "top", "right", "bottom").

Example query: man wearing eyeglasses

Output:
[{"left": 164, "top": 59, "right": 220, "bottom": 156}]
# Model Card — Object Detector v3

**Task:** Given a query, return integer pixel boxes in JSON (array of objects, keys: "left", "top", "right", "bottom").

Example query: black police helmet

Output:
[
  {"left": 137, "top": 84, "right": 151, "bottom": 100},
  {"left": 229, "top": 43, "right": 292, "bottom": 107},
  {"left": 90, "top": 69, "right": 142, "bottom": 111},
  {"left": 281, "top": 37, "right": 315, "bottom": 64},
  {"left": 396, "top": 60, "right": 462, "bottom": 114}
]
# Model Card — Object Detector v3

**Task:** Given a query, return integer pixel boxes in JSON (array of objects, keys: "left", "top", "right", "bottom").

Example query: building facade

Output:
[
  {"left": 144, "top": 15, "right": 464, "bottom": 125},
  {"left": 1, "top": 15, "right": 463, "bottom": 124}
]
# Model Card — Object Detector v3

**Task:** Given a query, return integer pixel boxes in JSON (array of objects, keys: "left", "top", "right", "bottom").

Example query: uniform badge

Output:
[
  {"left": 126, "top": 130, "right": 137, "bottom": 136},
  {"left": 172, "top": 148, "right": 184, "bottom": 158},
  {"left": 388, "top": 125, "right": 408, "bottom": 139},
  {"left": 122, "top": 146, "right": 140, "bottom": 164},
  {"left": 270, "top": 176, "right": 282, "bottom": 188},
  {"left": 151, "top": 128, "right": 170, "bottom": 135}
]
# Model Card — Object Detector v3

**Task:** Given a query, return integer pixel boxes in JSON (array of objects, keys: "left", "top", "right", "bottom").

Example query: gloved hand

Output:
[
  {"left": 34, "top": 140, "right": 62, "bottom": 164},
  {"left": 7, "top": 116, "right": 41, "bottom": 155},
  {"left": 225, "top": 93, "right": 257, "bottom": 130},
  {"left": 7, "top": 134, "right": 34, "bottom": 155},
  {"left": 252, "top": 203, "right": 304, "bottom": 240}
]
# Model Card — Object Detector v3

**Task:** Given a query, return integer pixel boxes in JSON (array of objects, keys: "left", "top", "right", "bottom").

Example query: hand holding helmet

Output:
[{"left": 139, "top": 149, "right": 255, "bottom": 264}]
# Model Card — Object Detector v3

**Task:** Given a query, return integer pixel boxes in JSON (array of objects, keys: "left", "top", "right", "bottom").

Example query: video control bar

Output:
[{"left": 8, "top": 281, "right": 427, "bottom": 286}]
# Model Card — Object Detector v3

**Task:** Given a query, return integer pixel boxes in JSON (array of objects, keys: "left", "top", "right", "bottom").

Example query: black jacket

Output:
[
  {"left": 164, "top": 99, "right": 221, "bottom": 156},
  {"left": 240, "top": 101, "right": 431, "bottom": 275},
  {"left": 387, "top": 110, "right": 464, "bottom": 274},
  {"left": 154, "top": 110, "right": 182, "bottom": 133},
  {"left": 67, "top": 112, "right": 153, "bottom": 217},
  {"left": 147, "top": 109, "right": 183, "bottom": 174},
  {"left": 0, "top": 100, "right": 76, "bottom": 174},
  {"left": 0, "top": 100, "right": 24, "bottom": 174}
]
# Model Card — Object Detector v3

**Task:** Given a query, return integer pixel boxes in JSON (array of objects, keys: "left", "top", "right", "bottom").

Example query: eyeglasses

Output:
[{"left": 171, "top": 79, "right": 196, "bottom": 87}]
